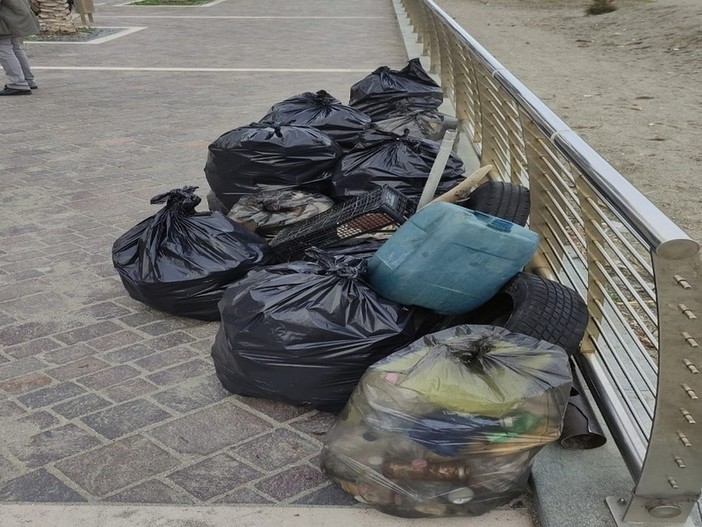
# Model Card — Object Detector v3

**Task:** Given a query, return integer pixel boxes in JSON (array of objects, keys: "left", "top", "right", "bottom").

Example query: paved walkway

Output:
[{"left": 0, "top": 0, "right": 532, "bottom": 524}]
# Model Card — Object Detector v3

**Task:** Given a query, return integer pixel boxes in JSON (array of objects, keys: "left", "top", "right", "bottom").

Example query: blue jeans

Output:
[{"left": 0, "top": 37, "right": 36, "bottom": 90}]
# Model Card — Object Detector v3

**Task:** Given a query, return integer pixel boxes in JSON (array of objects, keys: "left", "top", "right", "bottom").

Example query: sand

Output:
[{"left": 435, "top": 0, "right": 701, "bottom": 242}]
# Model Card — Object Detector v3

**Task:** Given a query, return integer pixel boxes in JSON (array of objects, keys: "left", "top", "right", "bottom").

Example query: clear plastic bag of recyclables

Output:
[
  {"left": 204, "top": 123, "right": 343, "bottom": 211},
  {"left": 321, "top": 325, "right": 572, "bottom": 517},
  {"left": 112, "top": 187, "right": 274, "bottom": 321},
  {"left": 211, "top": 249, "right": 419, "bottom": 412},
  {"left": 260, "top": 90, "right": 371, "bottom": 150},
  {"left": 349, "top": 59, "right": 444, "bottom": 121}
]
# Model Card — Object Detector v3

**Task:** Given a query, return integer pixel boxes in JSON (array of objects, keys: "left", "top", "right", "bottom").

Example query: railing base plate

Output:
[{"left": 607, "top": 496, "right": 698, "bottom": 526}]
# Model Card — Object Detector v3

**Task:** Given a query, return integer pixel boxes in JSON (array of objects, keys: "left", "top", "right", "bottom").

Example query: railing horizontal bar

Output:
[
  {"left": 593, "top": 258, "right": 659, "bottom": 356},
  {"left": 590, "top": 311, "right": 654, "bottom": 424},
  {"left": 590, "top": 236, "right": 658, "bottom": 327},
  {"left": 576, "top": 349, "right": 647, "bottom": 478},
  {"left": 591, "top": 275, "right": 658, "bottom": 386},
  {"left": 589, "top": 225, "right": 656, "bottom": 307},
  {"left": 589, "top": 271, "right": 658, "bottom": 361},
  {"left": 584, "top": 196, "right": 655, "bottom": 275}
]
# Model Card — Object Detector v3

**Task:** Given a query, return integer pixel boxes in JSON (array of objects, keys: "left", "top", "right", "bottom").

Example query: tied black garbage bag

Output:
[
  {"left": 349, "top": 59, "right": 444, "bottom": 120},
  {"left": 260, "top": 90, "right": 372, "bottom": 149},
  {"left": 112, "top": 187, "right": 274, "bottom": 321},
  {"left": 204, "top": 123, "right": 343, "bottom": 211},
  {"left": 330, "top": 129, "right": 465, "bottom": 202},
  {"left": 321, "top": 325, "right": 571, "bottom": 518},
  {"left": 211, "top": 250, "right": 419, "bottom": 412},
  {"left": 373, "top": 109, "right": 458, "bottom": 142}
]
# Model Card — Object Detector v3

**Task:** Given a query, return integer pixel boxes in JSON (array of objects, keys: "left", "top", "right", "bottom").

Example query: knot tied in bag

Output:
[
  {"left": 149, "top": 186, "right": 201, "bottom": 214},
  {"left": 449, "top": 335, "right": 496, "bottom": 368},
  {"left": 305, "top": 248, "right": 366, "bottom": 280}
]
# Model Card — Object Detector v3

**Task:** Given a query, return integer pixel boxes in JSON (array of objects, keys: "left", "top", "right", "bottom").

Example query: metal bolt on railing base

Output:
[{"left": 606, "top": 495, "right": 699, "bottom": 526}]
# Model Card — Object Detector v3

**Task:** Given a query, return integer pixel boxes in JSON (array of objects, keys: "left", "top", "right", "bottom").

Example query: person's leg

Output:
[
  {"left": 0, "top": 36, "right": 31, "bottom": 90},
  {"left": 12, "top": 38, "right": 37, "bottom": 88}
]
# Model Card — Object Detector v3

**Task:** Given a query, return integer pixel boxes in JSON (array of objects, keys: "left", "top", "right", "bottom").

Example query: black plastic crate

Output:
[{"left": 270, "top": 186, "right": 413, "bottom": 261}]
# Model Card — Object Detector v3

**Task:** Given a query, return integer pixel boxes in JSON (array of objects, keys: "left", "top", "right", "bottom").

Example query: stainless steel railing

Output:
[{"left": 397, "top": 0, "right": 702, "bottom": 524}]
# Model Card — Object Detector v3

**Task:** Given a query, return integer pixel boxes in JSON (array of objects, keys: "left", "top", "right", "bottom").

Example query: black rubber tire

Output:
[
  {"left": 468, "top": 272, "right": 589, "bottom": 355},
  {"left": 461, "top": 180, "right": 530, "bottom": 226}
]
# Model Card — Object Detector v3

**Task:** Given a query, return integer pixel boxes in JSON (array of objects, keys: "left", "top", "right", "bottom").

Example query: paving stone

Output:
[
  {"left": 42, "top": 344, "right": 95, "bottom": 365},
  {"left": 0, "top": 454, "right": 19, "bottom": 484},
  {"left": 86, "top": 330, "right": 144, "bottom": 353},
  {"left": 103, "top": 479, "right": 194, "bottom": 504},
  {"left": 0, "top": 372, "right": 53, "bottom": 395},
  {"left": 6, "top": 269, "right": 44, "bottom": 282},
  {"left": 77, "top": 365, "right": 140, "bottom": 390},
  {"left": 255, "top": 466, "right": 327, "bottom": 501},
  {"left": 0, "top": 357, "right": 46, "bottom": 381},
  {"left": 238, "top": 398, "right": 313, "bottom": 423},
  {"left": 289, "top": 412, "right": 337, "bottom": 439},
  {"left": 0, "top": 321, "right": 80, "bottom": 346},
  {"left": 138, "top": 319, "right": 191, "bottom": 337},
  {"left": 182, "top": 323, "right": 219, "bottom": 340},
  {"left": 151, "top": 374, "right": 228, "bottom": 413},
  {"left": 0, "top": 469, "right": 86, "bottom": 502},
  {"left": 168, "top": 453, "right": 263, "bottom": 501},
  {"left": 55, "top": 435, "right": 179, "bottom": 497},
  {"left": 52, "top": 393, "right": 112, "bottom": 419},
  {"left": 102, "top": 343, "right": 155, "bottom": 364},
  {"left": 119, "top": 310, "right": 166, "bottom": 328},
  {"left": 148, "top": 400, "right": 271, "bottom": 455},
  {"left": 54, "top": 321, "right": 123, "bottom": 345},
  {"left": 101, "top": 378, "right": 158, "bottom": 404},
  {"left": 134, "top": 347, "right": 198, "bottom": 372},
  {"left": 81, "top": 399, "right": 172, "bottom": 439},
  {"left": 72, "top": 301, "right": 132, "bottom": 321},
  {"left": 9, "top": 424, "right": 102, "bottom": 468},
  {"left": 0, "top": 399, "right": 26, "bottom": 418},
  {"left": 48, "top": 356, "right": 110, "bottom": 381},
  {"left": 4, "top": 338, "right": 62, "bottom": 360},
  {"left": 0, "top": 292, "right": 71, "bottom": 318},
  {"left": 187, "top": 339, "right": 214, "bottom": 353},
  {"left": 146, "top": 331, "right": 196, "bottom": 352},
  {"left": 146, "top": 359, "right": 211, "bottom": 387},
  {"left": 0, "top": 278, "right": 45, "bottom": 301},
  {"left": 292, "top": 482, "right": 359, "bottom": 506},
  {"left": 17, "top": 411, "right": 61, "bottom": 431},
  {"left": 234, "top": 429, "right": 320, "bottom": 472},
  {"left": 215, "top": 486, "right": 275, "bottom": 504},
  {"left": 18, "top": 382, "right": 86, "bottom": 408}
]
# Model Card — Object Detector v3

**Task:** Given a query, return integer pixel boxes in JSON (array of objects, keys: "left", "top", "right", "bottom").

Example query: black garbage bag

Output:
[
  {"left": 112, "top": 187, "right": 274, "bottom": 321},
  {"left": 260, "top": 90, "right": 372, "bottom": 150},
  {"left": 373, "top": 109, "right": 458, "bottom": 142},
  {"left": 329, "top": 129, "right": 465, "bottom": 202},
  {"left": 204, "top": 123, "right": 343, "bottom": 211},
  {"left": 349, "top": 59, "right": 443, "bottom": 120},
  {"left": 320, "top": 236, "right": 388, "bottom": 260},
  {"left": 211, "top": 250, "right": 419, "bottom": 412}
]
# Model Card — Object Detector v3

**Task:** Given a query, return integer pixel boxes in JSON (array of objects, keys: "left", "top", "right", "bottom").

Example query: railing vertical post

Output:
[{"left": 608, "top": 251, "right": 702, "bottom": 525}]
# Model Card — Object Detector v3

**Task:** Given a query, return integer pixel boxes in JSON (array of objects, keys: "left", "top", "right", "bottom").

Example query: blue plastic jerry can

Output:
[{"left": 366, "top": 202, "right": 539, "bottom": 314}]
